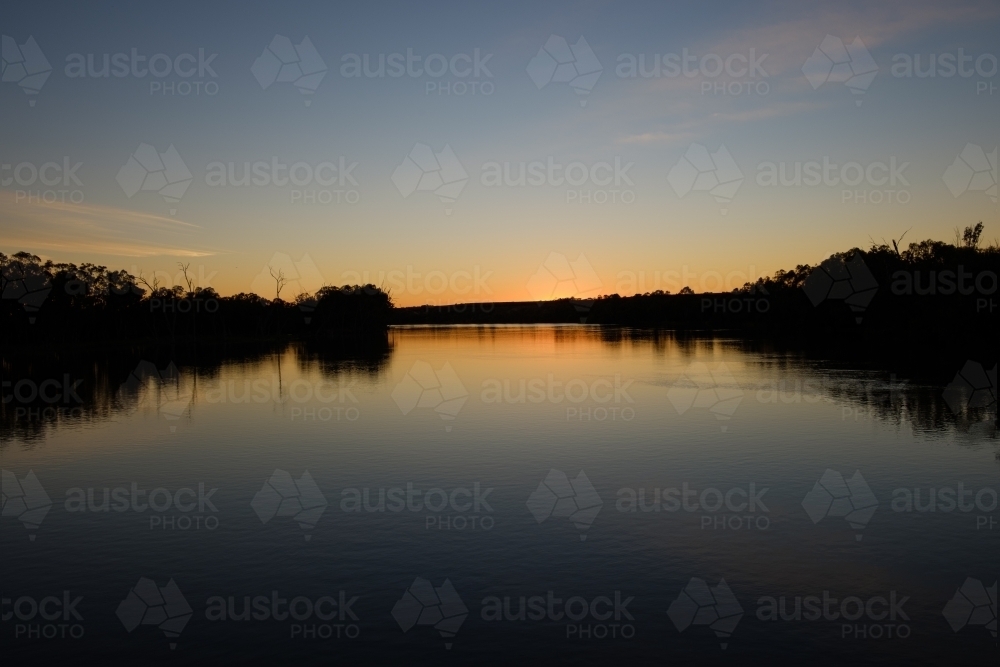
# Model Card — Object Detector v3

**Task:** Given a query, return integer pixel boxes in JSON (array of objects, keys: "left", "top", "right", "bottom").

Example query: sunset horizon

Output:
[
  {"left": 3, "top": 2, "right": 997, "bottom": 665},
  {"left": 3, "top": 1, "right": 997, "bottom": 307}
]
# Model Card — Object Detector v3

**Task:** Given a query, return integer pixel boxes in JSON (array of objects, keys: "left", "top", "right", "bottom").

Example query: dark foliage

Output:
[{"left": 2, "top": 252, "right": 393, "bottom": 347}]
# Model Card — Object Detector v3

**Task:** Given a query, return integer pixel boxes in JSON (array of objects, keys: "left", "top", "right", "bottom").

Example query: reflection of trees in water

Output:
[
  {"left": 114, "top": 360, "right": 198, "bottom": 433},
  {"left": 1, "top": 350, "right": 125, "bottom": 446},
  {"left": 803, "top": 370, "right": 996, "bottom": 445},
  {"left": 750, "top": 352, "right": 997, "bottom": 447},
  {"left": 1, "top": 337, "right": 393, "bottom": 447},
  {"left": 296, "top": 332, "right": 393, "bottom": 378},
  {"left": 4, "top": 327, "right": 994, "bottom": 456},
  {"left": 601, "top": 328, "right": 997, "bottom": 449}
]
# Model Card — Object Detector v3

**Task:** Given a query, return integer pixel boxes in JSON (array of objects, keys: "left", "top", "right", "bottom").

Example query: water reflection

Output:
[
  {"left": 3, "top": 326, "right": 995, "bottom": 450},
  {"left": 2, "top": 334, "right": 393, "bottom": 446},
  {"left": 2, "top": 326, "right": 997, "bottom": 665}
]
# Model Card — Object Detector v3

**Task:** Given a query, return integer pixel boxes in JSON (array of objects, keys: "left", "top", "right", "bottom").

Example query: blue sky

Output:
[{"left": 2, "top": 0, "right": 998, "bottom": 303}]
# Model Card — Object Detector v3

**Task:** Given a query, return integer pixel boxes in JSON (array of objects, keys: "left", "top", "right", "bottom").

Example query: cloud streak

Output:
[
  {"left": 617, "top": 101, "right": 822, "bottom": 145},
  {"left": 605, "top": 0, "right": 999, "bottom": 143},
  {"left": 0, "top": 191, "right": 214, "bottom": 258}
]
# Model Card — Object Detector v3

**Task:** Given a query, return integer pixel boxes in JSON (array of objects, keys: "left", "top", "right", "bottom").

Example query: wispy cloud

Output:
[
  {"left": 617, "top": 101, "right": 822, "bottom": 145},
  {"left": 601, "top": 0, "right": 999, "bottom": 145},
  {"left": 658, "top": 0, "right": 1000, "bottom": 81},
  {"left": 619, "top": 131, "right": 698, "bottom": 145},
  {"left": 0, "top": 191, "right": 215, "bottom": 258}
]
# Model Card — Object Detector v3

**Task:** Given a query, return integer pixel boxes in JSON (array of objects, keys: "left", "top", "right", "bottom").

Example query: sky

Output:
[{"left": 1, "top": 0, "right": 998, "bottom": 306}]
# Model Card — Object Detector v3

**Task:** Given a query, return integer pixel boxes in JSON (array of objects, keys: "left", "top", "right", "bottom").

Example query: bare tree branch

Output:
[{"left": 268, "top": 265, "right": 287, "bottom": 300}]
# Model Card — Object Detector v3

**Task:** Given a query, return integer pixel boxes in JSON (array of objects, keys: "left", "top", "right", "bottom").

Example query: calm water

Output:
[{"left": 3, "top": 326, "right": 997, "bottom": 665}]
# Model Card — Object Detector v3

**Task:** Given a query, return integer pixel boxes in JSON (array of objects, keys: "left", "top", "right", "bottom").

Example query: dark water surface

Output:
[{"left": 3, "top": 325, "right": 997, "bottom": 665}]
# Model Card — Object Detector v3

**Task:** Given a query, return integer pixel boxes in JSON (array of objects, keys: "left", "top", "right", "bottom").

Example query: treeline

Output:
[
  {"left": 588, "top": 223, "right": 997, "bottom": 334},
  {"left": 1, "top": 252, "right": 392, "bottom": 346},
  {"left": 5, "top": 224, "right": 997, "bottom": 354},
  {"left": 395, "top": 224, "right": 998, "bottom": 365}
]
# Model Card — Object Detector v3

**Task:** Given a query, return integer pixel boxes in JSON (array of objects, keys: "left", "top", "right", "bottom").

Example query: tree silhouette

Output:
[{"left": 268, "top": 265, "right": 287, "bottom": 300}]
